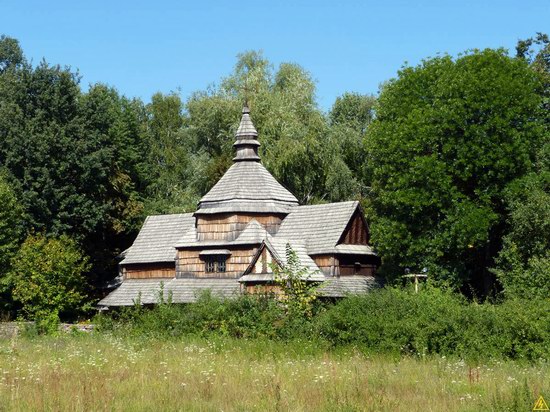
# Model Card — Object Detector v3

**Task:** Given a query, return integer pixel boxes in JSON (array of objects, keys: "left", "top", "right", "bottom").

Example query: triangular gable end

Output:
[
  {"left": 242, "top": 240, "right": 282, "bottom": 276},
  {"left": 337, "top": 203, "right": 370, "bottom": 246}
]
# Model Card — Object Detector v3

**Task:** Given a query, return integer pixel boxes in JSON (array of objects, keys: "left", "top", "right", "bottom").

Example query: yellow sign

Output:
[{"left": 534, "top": 396, "right": 549, "bottom": 411}]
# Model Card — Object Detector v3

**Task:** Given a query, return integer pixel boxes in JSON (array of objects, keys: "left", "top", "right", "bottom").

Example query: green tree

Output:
[
  {"left": 0, "top": 172, "right": 25, "bottom": 315},
  {"left": 0, "top": 35, "right": 23, "bottom": 73},
  {"left": 271, "top": 244, "right": 319, "bottom": 318},
  {"left": 330, "top": 92, "right": 376, "bottom": 133},
  {"left": 325, "top": 92, "right": 377, "bottom": 201},
  {"left": 8, "top": 234, "right": 90, "bottom": 321},
  {"left": 493, "top": 163, "right": 550, "bottom": 299},
  {"left": 0, "top": 38, "right": 149, "bottom": 291},
  {"left": 182, "top": 51, "right": 335, "bottom": 204},
  {"left": 0, "top": 173, "right": 24, "bottom": 270},
  {"left": 516, "top": 33, "right": 550, "bottom": 116},
  {"left": 143, "top": 92, "right": 194, "bottom": 214},
  {"left": 365, "top": 49, "right": 546, "bottom": 293}
]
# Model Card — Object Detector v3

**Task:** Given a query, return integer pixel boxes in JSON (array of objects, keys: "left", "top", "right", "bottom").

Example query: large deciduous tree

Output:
[
  {"left": 182, "top": 51, "right": 333, "bottom": 205},
  {"left": 0, "top": 36, "right": 148, "bottom": 294},
  {"left": 365, "top": 49, "right": 546, "bottom": 293}
]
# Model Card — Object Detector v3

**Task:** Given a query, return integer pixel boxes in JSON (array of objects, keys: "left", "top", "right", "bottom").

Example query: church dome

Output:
[{"left": 195, "top": 105, "right": 299, "bottom": 215}]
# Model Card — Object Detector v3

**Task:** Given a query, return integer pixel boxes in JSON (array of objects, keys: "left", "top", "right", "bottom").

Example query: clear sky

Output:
[{"left": 2, "top": 0, "right": 548, "bottom": 110}]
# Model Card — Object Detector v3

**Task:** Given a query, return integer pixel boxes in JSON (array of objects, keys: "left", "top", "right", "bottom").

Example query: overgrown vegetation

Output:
[
  {"left": 272, "top": 244, "right": 320, "bottom": 318},
  {"left": 95, "top": 288, "right": 550, "bottom": 362},
  {"left": 0, "top": 32, "right": 548, "bottom": 321}
]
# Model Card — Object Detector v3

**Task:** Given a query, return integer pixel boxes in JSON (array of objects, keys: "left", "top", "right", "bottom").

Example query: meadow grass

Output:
[{"left": 0, "top": 333, "right": 548, "bottom": 411}]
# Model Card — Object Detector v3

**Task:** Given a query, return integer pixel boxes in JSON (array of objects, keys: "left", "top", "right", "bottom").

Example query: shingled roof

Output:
[
  {"left": 122, "top": 213, "right": 194, "bottom": 265},
  {"left": 264, "top": 237, "right": 323, "bottom": 279},
  {"left": 318, "top": 275, "right": 380, "bottom": 297},
  {"left": 197, "top": 162, "right": 298, "bottom": 214},
  {"left": 98, "top": 278, "right": 241, "bottom": 306},
  {"left": 275, "top": 201, "right": 362, "bottom": 255},
  {"left": 196, "top": 106, "right": 298, "bottom": 215},
  {"left": 100, "top": 104, "right": 381, "bottom": 308}
]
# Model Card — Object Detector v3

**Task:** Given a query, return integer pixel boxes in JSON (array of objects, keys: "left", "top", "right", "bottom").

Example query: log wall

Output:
[
  {"left": 123, "top": 263, "right": 175, "bottom": 279},
  {"left": 196, "top": 213, "right": 285, "bottom": 241},
  {"left": 337, "top": 254, "right": 378, "bottom": 276},
  {"left": 339, "top": 264, "right": 377, "bottom": 276},
  {"left": 176, "top": 247, "right": 258, "bottom": 278}
]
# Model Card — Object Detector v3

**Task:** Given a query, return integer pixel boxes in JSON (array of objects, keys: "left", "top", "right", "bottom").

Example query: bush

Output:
[
  {"left": 316, "top": 287, "right": 550, "bottom": 361},
  {"left": 7, "top": 234, "right": 90, "bottom": 322},
  {"left": 96, "top": 291, "right": 309, "bottom": 340},
  {"left": 96, "top": 287, "right": 550, "bottom": 362}
]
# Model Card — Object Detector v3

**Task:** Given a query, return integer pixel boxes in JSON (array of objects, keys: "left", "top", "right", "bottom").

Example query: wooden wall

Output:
[
  {"left": 176, "top": 247, "right": 258, "bottom": 278},
  {"left": 312, "top": 255, "right": 335, "bottom": 276},
  {"left": 123, "top": 263, "right": 175, "bottom": 279},
  {"left": 337, "top": 254, "right": 378, "bottom": 276},
  {"left": 196, "top": 213, "right": 284, "bottom": 241},
  {"left": 251, "top": 248, "right": 273, "bottom": 274},
  {"left": 341, "top": 210, "right": 369, "bottom": 245},
  {"left": 244, "top": 284, "right": 282, "bottom": 295},
  {"left": 339, "top": 264, "right": 377, "bottom": 276},
  {"left": 313, "top": 254, "right": 377, "bottom": 277}
]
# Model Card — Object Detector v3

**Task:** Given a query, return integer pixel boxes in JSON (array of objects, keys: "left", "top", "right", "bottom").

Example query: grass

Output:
[{"left": 0, "top": 333, "right": 548, "bottom": 411}]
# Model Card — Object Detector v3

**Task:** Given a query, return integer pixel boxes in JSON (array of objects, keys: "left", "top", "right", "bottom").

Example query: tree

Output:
[
  {"left": 325, "top": 92, "right": 377, "bottom": 200},
  {"left": 0, "top": 44, "right": 149, "bottom": 291},
  {"left": 142, "top": 92, "right": 196, "bottom": 214},
  {"left": 0, "top": 173, "right": 24, "bottom": 270},
  {"left": 330, "top": 92, "right": 376, "bottom": 133},
  {"left": 271, "top": 244, "right": 319, "bottom": 318},
  {"left": 181, "top": 51, "right": 335, "bottom": 204},
  {"left": 0, "top": 35, "right": 23, "bottom": 73},
  {"left": 365, "top": 49, "right": 546, "bottom": 293},
  {"left": 516, "top": 33, "right": 550, "bottom": 116},
  {"left": 492, "top": 144, "right": 550, "bottom": 299},
  {"left": 8, "top": 234, "right": 90, "bottom": 321},
  {"left": 0, "top": 172, "right": 25, "bottom": 315}
]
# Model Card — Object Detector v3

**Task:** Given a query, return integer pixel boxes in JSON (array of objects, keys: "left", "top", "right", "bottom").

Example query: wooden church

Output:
[{"left": 99, "top": 106, "right": 380, "bottom": 307}]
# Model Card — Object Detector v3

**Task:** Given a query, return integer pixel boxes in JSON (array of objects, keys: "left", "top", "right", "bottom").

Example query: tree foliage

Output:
[
  {"left": 271, "top": 244, "right": 319, "bottom": 318},
  {"left": 8, "top": 234, "right": 90, "bottom": 320},
  {"left": 365, "top": 49, "right": 546, "bottom": 291},
  {"left": 493, "top": 170, "right": 550, "bottom": 299},
  {"left": 0, "top": 31, "right": 548, "bottom": 318},
  {"left": 0, "top": 172, "right": 25, "bottom": 315},
  {"left": 0, "top": 36, "right": 148, "bottom": 294}
]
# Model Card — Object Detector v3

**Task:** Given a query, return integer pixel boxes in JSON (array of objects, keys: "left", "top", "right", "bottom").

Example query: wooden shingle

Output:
[{"left": 122, "top": 213, "right": 194, "bottom": 265}]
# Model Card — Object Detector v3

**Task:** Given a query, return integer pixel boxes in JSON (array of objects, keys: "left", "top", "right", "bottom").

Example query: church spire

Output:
[{"left": 233, "top": 104, "right": 261, "bottom": 162}]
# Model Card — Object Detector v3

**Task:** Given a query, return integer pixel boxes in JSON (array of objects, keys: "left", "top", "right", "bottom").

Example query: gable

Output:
[
  {"left": 275, "top": 201, "right": 358, "bottom": 255},
  {"left": 339, "top": 208, "right": 369, "bottom": 245},
  {"left": 242, "top": 237, "right": 324, "bottom": 281}
]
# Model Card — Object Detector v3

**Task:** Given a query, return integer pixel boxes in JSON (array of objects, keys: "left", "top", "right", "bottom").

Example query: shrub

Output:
[
  {"left": 315, "top": 287, "right": 550, "bottom": 361},
  {"left": 7, "top": 234, "right": 90, "bottom": 322},
  {"left": 96, "top": 286, "right": 550, "bottom": 362}
]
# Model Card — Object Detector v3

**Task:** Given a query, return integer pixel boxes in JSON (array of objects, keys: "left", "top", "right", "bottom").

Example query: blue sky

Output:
[{"left": 2, "top": 0, "right": 548, "bottom": 110}]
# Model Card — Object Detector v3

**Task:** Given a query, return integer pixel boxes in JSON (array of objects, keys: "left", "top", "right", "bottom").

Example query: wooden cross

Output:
[{"left": 402, "top": 271, "right": 428, "bottom": 293}]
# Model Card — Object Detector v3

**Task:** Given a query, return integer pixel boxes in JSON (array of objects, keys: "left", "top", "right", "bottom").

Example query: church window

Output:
[{"left": 205, "top": 256, "right": 226, "bottom": 273}]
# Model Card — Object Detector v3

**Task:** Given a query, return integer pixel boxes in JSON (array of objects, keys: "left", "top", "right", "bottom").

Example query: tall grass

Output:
[{"left": 0, "top": 333, "right": 548, "bottom": 411}]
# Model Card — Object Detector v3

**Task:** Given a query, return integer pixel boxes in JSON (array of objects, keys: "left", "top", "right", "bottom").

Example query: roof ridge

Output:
[
  {"left": 147, "top": 212, "right": 194, "bottom": 218},
  {"left": 291, "top": 200, "right": 358, "bottom": 209}
]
